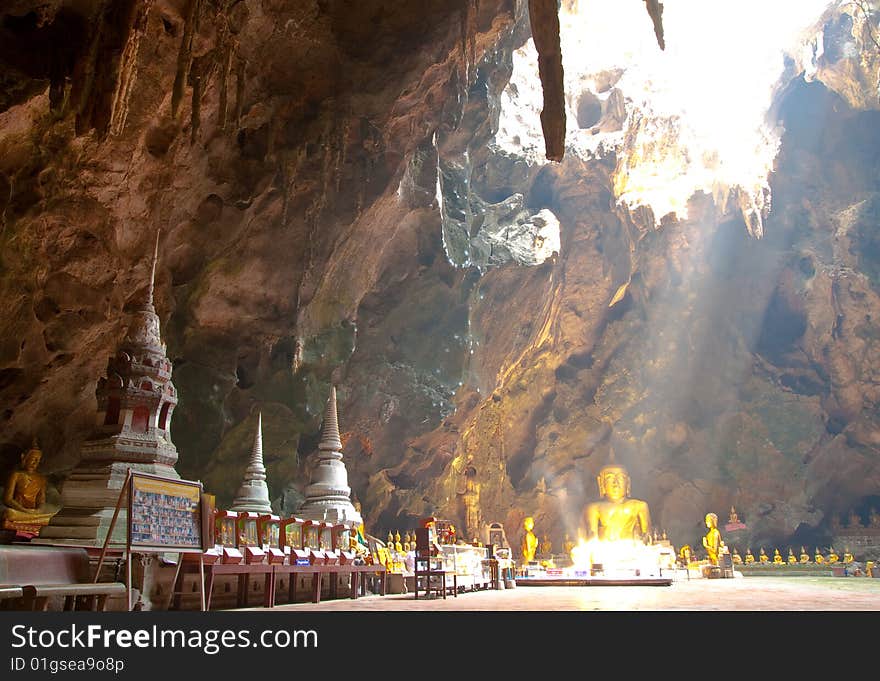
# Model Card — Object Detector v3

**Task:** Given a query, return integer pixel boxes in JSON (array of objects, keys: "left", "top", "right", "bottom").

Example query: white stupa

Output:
[
  {"left": 230, "top": 412, "right": 273, "bottom": 514},
  {"left": 297, "top": 386, "right": 362, "bottom": 527}
]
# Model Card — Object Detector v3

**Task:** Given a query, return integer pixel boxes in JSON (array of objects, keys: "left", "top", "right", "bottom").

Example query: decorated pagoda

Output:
[{"left": 39, "top": 233, "right": 180, "bottom": 546}]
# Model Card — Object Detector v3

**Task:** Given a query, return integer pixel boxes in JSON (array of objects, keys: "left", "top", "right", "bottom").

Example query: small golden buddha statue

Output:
[
  {"left": 563, "top": 533, "right": 575, "bottom": 556},
  {"left": 814, "top": 548, "right": 825, "bottom": 564},
  {"left": 521, "top": 516, "right": 538, "bottom": 563},
  {"left": 2, "top": 440, "right": 58, "bottom": 533},
  {"left": 744, "top": 548, "right": 755, "bottom": 564},
  {"left": 826, "top": 546, "right": 839, "bottom": 564},
  {"left": 394, "top": 530, "right": 403, "bottom": 553},
  {"left": 679, "top": 544, "right": 692, "bottom": 565},
  {"left": 540, "top": 533, "right": 552, "bottom": 557},
  {"left": 772, "top": 548, "right": 784, "bottom": 565},
  {"left": 583, "top": 460, "right": 650, "bottom": 542},
  {"left": 731, "top": 547, "right": 743, "bottom": 564},
  {"left": 758, "top": 547, "right": 769, "bottom": 564},
  {"left": 843, "top": 548, "right": 854, "bottom": 564},
  {"left": 728, "top": 506, "right": 739, "bottom": 524},
  {"left": 702, "top": 512, "right": 722, "bottom": 566},
  {"left": 787, "top": 548, "right": 797, "bottom": 565},
  {"left": 799, "top": 546, "right": 810, "bottom": 564}
]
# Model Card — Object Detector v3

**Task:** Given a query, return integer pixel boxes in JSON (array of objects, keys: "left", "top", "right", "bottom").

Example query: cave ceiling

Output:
[{"left": 1, "top": 0, "right": 880, "bottom": 554}]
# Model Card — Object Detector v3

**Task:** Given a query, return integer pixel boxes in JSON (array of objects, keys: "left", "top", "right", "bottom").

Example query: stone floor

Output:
[{"left": 250, "top": 573, "right": 880, "bottom": 611}]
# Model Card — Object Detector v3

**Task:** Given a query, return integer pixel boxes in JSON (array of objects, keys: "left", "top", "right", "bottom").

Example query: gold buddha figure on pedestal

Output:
[
  {"left": 744, "top": 548, "right": 755, "bottom": 564},
  {"left": 826, "top": 546, "right": 839, "bottom": 564},
  {"left": 758, "top": 547, "right": 769, "bottom": 564},
  {"left": 787, "top": 548, "right": 797, "bottom": 564},
  {"left": 2, "top": 440, "right": 58, "bottom": 534},
  {"left": 731, "top": 547, "right": 743, "bottom": 564},
  {"left": 521, "top": 516, "right": 538, "bottom": 563},
  {"left": 583, "top": 462, "right": 650, "bottom": 542},
  {"left": 772, "top": 548, "right": 784, "bottom": 565},
  {"left": 702, "top": 513, "right": 722, "bottom": 566},
  {"left": 799, "top": 546, "right": 810, "bottom": 563}
]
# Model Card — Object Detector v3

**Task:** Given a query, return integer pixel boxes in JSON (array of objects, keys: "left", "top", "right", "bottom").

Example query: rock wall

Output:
[{"left": 2, "top": 0, "right": 880, "bottom": 556}]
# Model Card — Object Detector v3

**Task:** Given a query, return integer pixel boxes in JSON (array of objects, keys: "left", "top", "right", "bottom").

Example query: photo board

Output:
[{"left": 127, "top": 471, "right": 207, "bottom": 553}]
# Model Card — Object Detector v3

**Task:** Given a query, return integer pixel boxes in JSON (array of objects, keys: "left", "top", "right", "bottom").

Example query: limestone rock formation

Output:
[{"left": 1, "top": 1, "right": 879, "bottom": 559}]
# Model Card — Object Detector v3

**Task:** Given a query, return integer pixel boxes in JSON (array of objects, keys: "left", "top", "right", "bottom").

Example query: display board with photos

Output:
[{"left": 128, "top": 472, "right": 207, "bottom": 552}]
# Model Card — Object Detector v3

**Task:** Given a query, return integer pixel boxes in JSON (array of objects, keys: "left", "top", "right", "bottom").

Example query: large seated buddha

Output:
[{"left": 583, "top": 460, "right": 650, "bottom": 542}]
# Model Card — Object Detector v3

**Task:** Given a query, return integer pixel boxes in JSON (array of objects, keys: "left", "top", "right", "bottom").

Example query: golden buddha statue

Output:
[
  {"left": 728, "top": 506, "right": 739, "bottom": 524},
  {"left": 826, "top": 546, "right": 839, "bottom": 564},
  {"left": 731, "top": 547, "right": 743, "bottom": 564},
  {"left": 583, "top": 461, "right": 650, "bottom": 542},
  {"left": 799, "top": 546, "right": 810, "bottom": 563},
  {"left": 744, "top": 548, "right": 755, "bottom": 564},
  {"left": 702, "top": 512, "right": 722, "bottom": 566},
  {"left": 394, "top": 530, "right": 403, "bottom": 553},
  {"left": 814, "top": 547, "right": 825, "bottom": 564},
  {"left": 772, "top": 548, "right": 784, "bottom": 565},
  {"left": 462, "top": 472, "right": 481, "bottom": 539},
  {"left": 521, "top": 516, "right": 538, "bottom": 563},
  {"left": 2, "top": 440, "right": 58, "bottom": 533},
  {"left": 787, "top": 548, "right": 797, "bottom": 564},
  {"left": 843, "top": 548, "right": 854, "bottom": 564},
  {"left": 758, "top": 547, "right": 769, "bottom": 564},
  {"left": 540, "top": 533, "right": 552, "bottom": 557},
  {"left": 848, "top": 510, "right": 862, "bottom": 529},
  {"left": 563, "top": 533, "right": 575, "bottom": 556},
  {"left": 679, "top": 544, "right": 692, "bottom": 565}
]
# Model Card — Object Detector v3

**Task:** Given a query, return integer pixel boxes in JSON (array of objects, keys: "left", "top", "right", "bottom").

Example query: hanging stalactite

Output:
[{"left": 171, "top": 0, "right": 202, "bottom": 119}]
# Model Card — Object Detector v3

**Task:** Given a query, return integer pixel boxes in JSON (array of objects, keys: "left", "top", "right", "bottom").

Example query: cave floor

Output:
[{"left": 244, "top": 574, "right": 880, "bottom": 611}]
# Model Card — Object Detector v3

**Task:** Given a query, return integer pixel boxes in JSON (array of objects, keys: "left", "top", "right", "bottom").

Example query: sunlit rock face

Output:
[{"left": 2, "top": 0, "right": 880, "bottom": 560}]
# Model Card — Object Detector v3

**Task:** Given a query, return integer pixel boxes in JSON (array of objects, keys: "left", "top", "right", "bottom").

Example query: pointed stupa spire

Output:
[
  {"left": 146, "top": 228, "right": 160, "bottom": 309},
  {"left": 123, "top": 229, "right": 163, "bottom": 350},
  {"left": 319, "top": 385, "right": 343, "bottom": 456},
  {"left": 231, "top": 411, "right": 272, "bottom": 514}
]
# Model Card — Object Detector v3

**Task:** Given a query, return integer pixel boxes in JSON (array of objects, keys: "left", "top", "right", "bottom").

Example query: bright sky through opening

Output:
[{"left": 495, "top": 0, "right": 836, "bottom": 233}]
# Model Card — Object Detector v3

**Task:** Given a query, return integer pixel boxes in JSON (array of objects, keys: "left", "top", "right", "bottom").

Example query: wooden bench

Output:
[
  {"left": 0, "top": 545, "right": 126, "bottom": 611},
  {"left": 0, "top": 585, "right": 24, "bottom": 610}
]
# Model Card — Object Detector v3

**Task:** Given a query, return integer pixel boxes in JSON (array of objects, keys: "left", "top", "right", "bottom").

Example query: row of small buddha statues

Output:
[
  {"left": 731, "top": 546, "right": 856, "bottom": 565},
  {"left": 831, "top": 508, "right": 880, "bottom": 530}
]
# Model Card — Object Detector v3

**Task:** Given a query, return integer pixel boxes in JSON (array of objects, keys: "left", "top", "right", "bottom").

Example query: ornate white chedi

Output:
[
  {"left": 297, "top": 386, "right": 362, "bottom": 527},
  {"left": 39, "top": 232, "right": 180, "bottom": 546},
  {"left": 230, "top": 413, "right": 273, "bottom": 514}
]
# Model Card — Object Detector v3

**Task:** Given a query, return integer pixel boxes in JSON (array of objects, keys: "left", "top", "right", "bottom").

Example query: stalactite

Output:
[
  {"left": 109, "top": 0, "right": 154, "bottom": 136},
  {"left": 643, "top": 0, "right": 665, "bottom": 51},
  {"left": 72, "top": 0, "right": 109, "bottom": 136},
  {"left": 233, "top": 57, "right": 246, "bottom": 127},
  {"left": 266, "top": 105, "right": 281, "bottom": 159},
  {"left": 280, "top": 146, "right": 305, "bottom": 227},
  {"left": 217, "top": 42, "right": 233, "bottom": 131},
  {"left": 527, "top": 0, "right": 565, "bottom": 161},
  {"left": 190, "top": 75, "right": 202, "bottom": 143},
  {"left": 335, "top": 114, "right": 351, "bottom": 194},
  {"left": 172, "top": 0, "right": 202, "bottom": 119}
]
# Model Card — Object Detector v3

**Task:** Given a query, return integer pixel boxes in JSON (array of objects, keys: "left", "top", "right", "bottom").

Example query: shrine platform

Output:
[{"left": 516, "top": 576, "right": 672, "bottom": 587}]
